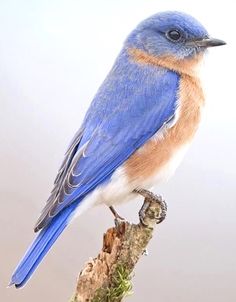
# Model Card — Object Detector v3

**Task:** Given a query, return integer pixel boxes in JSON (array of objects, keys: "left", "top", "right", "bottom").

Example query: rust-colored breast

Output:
[{"left": 125, "top": 72, "right": 204, "bottom": 182}]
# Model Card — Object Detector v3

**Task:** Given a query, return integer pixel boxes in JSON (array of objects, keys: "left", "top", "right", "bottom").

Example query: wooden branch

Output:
[{"left": 70, "top": 193, "right": 167, "bottom": 302}]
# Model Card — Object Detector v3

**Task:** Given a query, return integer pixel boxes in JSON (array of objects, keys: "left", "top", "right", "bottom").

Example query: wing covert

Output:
[{"left": 34, "top": 57, "right": 180, "bottom": 232}]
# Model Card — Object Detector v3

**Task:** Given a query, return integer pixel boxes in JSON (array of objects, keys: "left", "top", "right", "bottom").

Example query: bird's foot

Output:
[
  {"left": 142, "top": 248, "right": 149, "bottom": 256},
  {"left": 109, "top": 206, "right": 125, "bottom": 220},
  {"left": 134, "top": 188, "right": 167, "bottom": 226},
  {"left": 109, "top": 206, "right": 125, "bottom": 228}
]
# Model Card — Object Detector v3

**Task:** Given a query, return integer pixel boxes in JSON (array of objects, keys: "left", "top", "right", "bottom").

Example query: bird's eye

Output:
[{"left": 166, "top": 30, "right": 182, "bottom": 42}]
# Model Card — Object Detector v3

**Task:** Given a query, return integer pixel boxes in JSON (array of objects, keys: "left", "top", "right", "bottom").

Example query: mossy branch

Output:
[{"left": 69, "top": 192, "right": 167, "bottom": 302}]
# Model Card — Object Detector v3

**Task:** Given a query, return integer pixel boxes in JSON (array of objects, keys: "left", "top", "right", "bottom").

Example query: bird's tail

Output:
[{"left": 9, "top": 203, "right": 77, "bottom": 288}]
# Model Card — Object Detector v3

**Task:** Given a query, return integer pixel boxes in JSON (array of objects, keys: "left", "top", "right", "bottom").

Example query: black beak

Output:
[{"left": 187, "top": 37, "right": 226, "bottom": 48}]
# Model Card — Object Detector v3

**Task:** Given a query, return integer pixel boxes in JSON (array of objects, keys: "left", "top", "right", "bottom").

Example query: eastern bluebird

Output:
[{"left": 10, "top": 11, "right": 225, "bottom": 288}]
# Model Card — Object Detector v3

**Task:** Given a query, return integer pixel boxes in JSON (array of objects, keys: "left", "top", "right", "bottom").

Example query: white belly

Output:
[{"left": 73, "top": 143, "right": 190, "bottom": 218}]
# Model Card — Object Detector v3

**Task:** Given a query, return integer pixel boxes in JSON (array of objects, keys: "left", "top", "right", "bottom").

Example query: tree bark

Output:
[{"left": 69, "top": 193, "right": 167, "bottom": 302}]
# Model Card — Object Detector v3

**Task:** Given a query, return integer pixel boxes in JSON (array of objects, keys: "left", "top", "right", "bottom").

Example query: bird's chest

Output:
[{"left": 124, "top": 74, "right": 205, "bottom": 186}]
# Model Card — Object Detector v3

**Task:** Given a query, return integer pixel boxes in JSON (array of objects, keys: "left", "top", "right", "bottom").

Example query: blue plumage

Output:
[
  {"left": 37, "top": 50, "right": 179, "bottom": 222},
  {"left": 126, "top": 11, "right": 208, "bottom": 58},
  {"left": 10, "top": 50, "right": 179, "bottom": 287},
  {"left": 10, "top": 10, "right": 223, "bottom": 288},
  {"left": 10, "top": 202, "right": 78, "bottom": 287}
]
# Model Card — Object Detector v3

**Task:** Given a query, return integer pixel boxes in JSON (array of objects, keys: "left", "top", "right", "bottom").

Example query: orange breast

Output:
[{"left": 124, "top": 73, "right": 204, "bottom": 182}]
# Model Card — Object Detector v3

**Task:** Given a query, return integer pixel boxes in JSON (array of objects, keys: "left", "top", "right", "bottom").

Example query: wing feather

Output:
[{"left": 34, "top": 58, "right": 180, "bottom": 232}]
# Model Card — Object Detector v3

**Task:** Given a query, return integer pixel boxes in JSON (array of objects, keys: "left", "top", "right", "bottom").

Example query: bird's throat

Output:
[{"left": 128, "top": 48, "right": 203, "bottom": 77}]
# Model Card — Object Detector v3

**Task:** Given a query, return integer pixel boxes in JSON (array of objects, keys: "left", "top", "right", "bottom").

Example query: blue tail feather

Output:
[{"left": 10, "top": 203, "right": 77, "bottom": 288}]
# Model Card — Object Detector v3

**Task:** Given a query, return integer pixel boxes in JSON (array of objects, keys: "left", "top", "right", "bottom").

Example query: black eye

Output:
[{"left": 166, "top": 30, "right": 182, "bottom": 42}]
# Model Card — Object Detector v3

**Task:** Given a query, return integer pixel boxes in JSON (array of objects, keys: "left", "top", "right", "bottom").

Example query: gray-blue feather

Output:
[
  {"left": 35, "top": 50, "right": 179, "bottom": 231},
  {"left": 11, "top": 10, "right": 213, "bottom": 288},
  {"left": 126, "top": 11, "right": 208, "bottom": 58},
  {"left": 35, "top": 10, "right": 211, "bottom": 230}
]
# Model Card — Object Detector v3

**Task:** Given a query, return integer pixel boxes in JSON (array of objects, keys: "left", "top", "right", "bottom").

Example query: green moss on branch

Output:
[{"left": 70, "top": 194, "right": 166, "bottom": 302}]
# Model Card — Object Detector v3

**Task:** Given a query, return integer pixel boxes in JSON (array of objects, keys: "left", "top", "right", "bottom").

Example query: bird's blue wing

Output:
[
  {"left": 35, "top": 62, "right": 179, "bottom": 231},
  {"left": 11, "top": 56, "right": 180, "bottom": 287}
]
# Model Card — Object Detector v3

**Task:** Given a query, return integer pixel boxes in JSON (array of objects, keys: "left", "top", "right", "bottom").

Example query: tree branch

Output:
[{"left": 69, "top": 193, "right": 167, "bottom": 302}]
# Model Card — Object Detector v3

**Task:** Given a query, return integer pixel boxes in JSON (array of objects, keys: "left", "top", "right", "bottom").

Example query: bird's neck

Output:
[{"left": 128, "top": 48, "right": 203, "bottom": 77}]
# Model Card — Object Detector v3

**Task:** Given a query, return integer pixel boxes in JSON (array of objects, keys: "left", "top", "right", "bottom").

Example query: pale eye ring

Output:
[{"left": 166, "top": 29, "right": 182, "bottom": 42}]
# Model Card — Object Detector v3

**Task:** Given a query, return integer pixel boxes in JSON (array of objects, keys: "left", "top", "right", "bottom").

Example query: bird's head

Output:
[{"left": 125, "top": 11, "right": 226, "bottom": 61}]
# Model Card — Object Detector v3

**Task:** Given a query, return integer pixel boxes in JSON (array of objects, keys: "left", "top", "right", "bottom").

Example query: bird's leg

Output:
[
  {"left": 134, "top": 188, "right": 167, "bottom": 226},
  {"left": 109, "top": 206, "right": 125, "bottom": 229},
  {"left": 109, "top": 206, "right": 125, "bottom": 221}
]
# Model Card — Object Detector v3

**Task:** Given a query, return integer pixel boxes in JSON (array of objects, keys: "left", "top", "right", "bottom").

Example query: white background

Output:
[{"left": 0, "top": 1, "right": 235, "bottom": 301}]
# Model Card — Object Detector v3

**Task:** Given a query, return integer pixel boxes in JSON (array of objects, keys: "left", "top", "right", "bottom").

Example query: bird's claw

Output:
[
  {"left": 109, "top": 206, "right": 125, "bottom": 221},
  {"left": 135, "top": 188, "right": 167, "bottom": 226},
  {"left": 142, "top": 248, "right": 149, "bottom": 256},
  {"left": 114, "top": 216, "right": 126, "bottom": 228}
]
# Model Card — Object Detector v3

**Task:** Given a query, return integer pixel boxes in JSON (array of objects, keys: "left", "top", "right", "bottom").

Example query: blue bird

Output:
[{"left": 10, "top": 11, "right": 225, "bottom": 288}]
